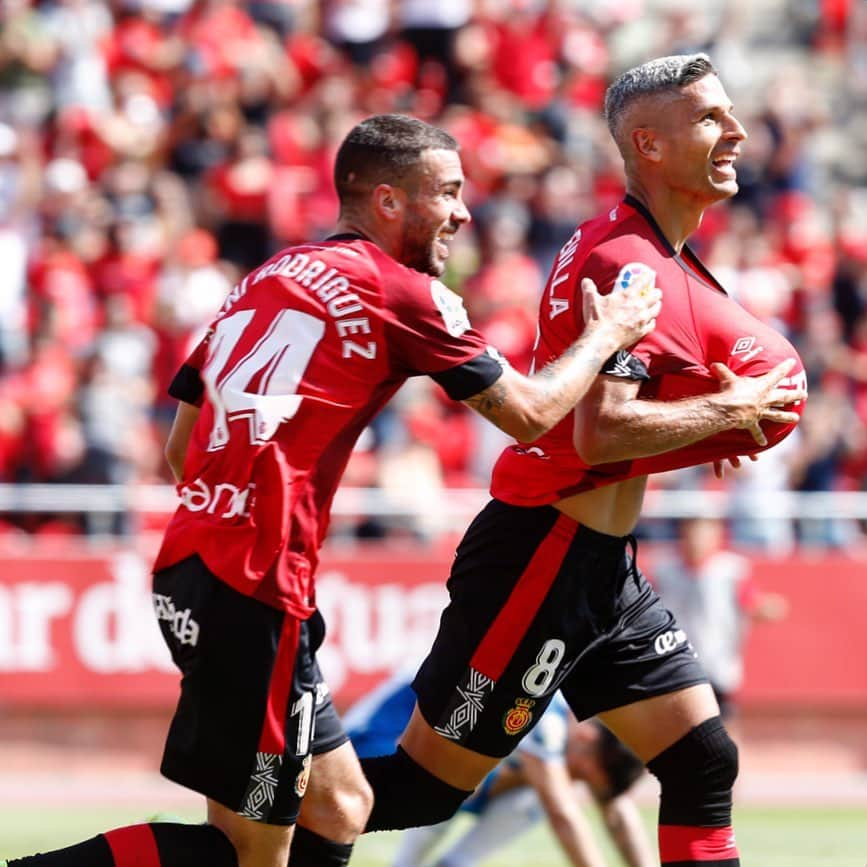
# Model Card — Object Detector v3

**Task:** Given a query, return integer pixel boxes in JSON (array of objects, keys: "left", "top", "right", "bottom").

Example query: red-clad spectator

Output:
[
  {"left": 463, "top": 201, "right": 542, "bottom": 374},
  {"left": 175, "top": 0, "right": 262, "bottom": 80},
  {"left": 46, "top": 108, "right": 115, "bottom": 182},
  {"left": 103, "top": 4, "right": 183, "bottom": 110},
  {"left": 0, "top": 380, "right": 27, "bottom": 481},
  {"left": 89, "top": 220, "right": 161, "bottom": 324},
  {"left": 558, "top": 11, "right": 609, "bottom": 111},
  {"left": 27, "top": 227, "right": 98, "bottom": 353},
  {"left": 205, "top": 125, "right": 274, "bottom": 267},
  {"left": 151, "top": 227, "right": 231, "bottom": 425},
  {"left": 17, "top": 332, "right": 82, "bottom": 483},
  {"left": 488, "top": 4, "right": 560, "bottom": 111},
  {"left": 284, "top": 26, "right": 345, "bottom": 95}
]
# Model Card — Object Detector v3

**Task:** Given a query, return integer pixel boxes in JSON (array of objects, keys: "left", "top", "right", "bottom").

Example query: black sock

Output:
[
  {"left": 287, "top": 827, "right": 353, "bottom": 866},
  {"left": 7, "top": 823, "right": 237, "bottom": 867},
  {"left": 360, "top": 747, "right": 472, "bottom": 832},
  {"left": 7, "top": 836, "right": 113, "bottom": 867}
]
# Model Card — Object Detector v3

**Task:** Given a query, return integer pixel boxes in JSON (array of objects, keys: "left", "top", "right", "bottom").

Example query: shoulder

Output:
[
  {"left": 586, "top": 231, "right": 663, "bottom": 273},
  {"left": 581, "top": 225, "right": 665, "bottom": 295}
]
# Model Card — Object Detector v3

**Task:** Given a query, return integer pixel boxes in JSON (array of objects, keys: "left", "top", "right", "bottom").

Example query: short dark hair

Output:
[
  {"left": 604, "top": 54, "right": 717, "bottom": 142},
  {"left": 333, "top": 114, "right": 459, "bottom": 206}
]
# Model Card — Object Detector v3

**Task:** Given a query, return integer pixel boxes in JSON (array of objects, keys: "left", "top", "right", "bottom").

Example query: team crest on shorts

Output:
[
  {"left": 503, "top": 698, "right": 535, "bottom": 736},
  {"left": 294, "top": 755, "right": 312, "bottom": 798}
]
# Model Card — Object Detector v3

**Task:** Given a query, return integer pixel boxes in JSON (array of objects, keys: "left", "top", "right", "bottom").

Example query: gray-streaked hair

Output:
[{"left": 604, "top": 54, "right": 717, "bottom": 142}]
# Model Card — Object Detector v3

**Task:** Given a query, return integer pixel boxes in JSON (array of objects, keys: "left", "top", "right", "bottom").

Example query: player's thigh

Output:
[
  {"left": 154, "top": 557, "right": 325, "bottom": 826},
  {"left": 399, "top": 704, "right": 502, "bottom": 791},
  {"left": 597, "top": 683, "right": 720, "bottom": 762},
  {"left": 296, "top": 741, "right": 373, "bottom": 841},
  {"left": 561, "top": 560, "right": 714, "bottom": 761},
  {"left": 207, "top": 799, "right": 293, "bottom": 867}
]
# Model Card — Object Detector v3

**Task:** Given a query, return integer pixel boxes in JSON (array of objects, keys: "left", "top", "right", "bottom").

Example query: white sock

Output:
[
  {"left": 435, "top": 787, "right": 544, "bottom": 867},
  {"left": 392, "top": 821, "right": 453, "bottom": 867}
]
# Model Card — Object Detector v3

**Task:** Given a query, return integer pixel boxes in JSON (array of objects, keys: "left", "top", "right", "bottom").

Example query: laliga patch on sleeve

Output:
[
  {"left": 613, "top": 262, "right": 656, "bottom": 293},
  {"left": 431, "top": 280, "right": 471, "bottom": 337}
]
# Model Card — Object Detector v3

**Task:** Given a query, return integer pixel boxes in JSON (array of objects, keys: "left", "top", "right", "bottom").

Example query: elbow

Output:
[
  {"left": 573, "top": 432, "right": 608, "bottom": 466},
  {"left": 498, "top": 401, "right": 551, "bottom": 443},
  {"left": 573, "top": 411, "right": 628, "bottom": 464},
  {"left": 510, "top": 419, "right": 548, "bottom": 444}
]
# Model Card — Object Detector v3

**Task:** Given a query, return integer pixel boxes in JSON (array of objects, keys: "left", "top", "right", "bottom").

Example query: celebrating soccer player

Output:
[{"left": 360, "top": 56, "right": 807, "bottom": 867}]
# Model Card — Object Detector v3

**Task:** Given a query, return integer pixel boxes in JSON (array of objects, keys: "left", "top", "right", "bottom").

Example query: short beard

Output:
[{"left": 401, "top": 221, "right": 442, "bottom": 277}]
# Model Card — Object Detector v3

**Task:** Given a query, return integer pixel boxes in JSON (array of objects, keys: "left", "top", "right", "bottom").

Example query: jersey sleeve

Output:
[
  {"left": 580, "top": 246, "right": 702, "bottom": 381},
  {"left": 167, "top": 333, "right": 210, "bottom": 406},
  {"left": 384, "top": 273, "right": 505, "bottom": 400}
]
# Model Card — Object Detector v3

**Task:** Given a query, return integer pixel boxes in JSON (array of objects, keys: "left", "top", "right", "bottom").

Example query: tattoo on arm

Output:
[
  {"left": 531, "top": 340, "right": 607, "bottom": 407},
  {"left": 464, "top": 380, "right": 508, "bottom": 418}
]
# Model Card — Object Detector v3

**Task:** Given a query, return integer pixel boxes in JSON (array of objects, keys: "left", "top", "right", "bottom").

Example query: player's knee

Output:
[
  {"left": 337, "top": 775, "right": 375, "bottom": 836},
  {"left": 646, "top": 716, "right": 738, "bottom": 826},
  {"left": 303, "top": 775, "right": 374, "bottom": 838},
  {"left": 361, "top": 747, "right": 473, "bottom": 832}
]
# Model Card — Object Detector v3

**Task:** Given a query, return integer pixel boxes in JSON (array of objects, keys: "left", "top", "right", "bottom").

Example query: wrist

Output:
[
  {"left": 703, "top": 393, "right": 742, "bottom": 431},
  {"left": 583, "top": 319, "right": 622, "bottom": 356}
]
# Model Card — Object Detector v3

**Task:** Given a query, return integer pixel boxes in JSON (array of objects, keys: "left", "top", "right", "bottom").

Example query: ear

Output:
[
  {"left": 372, "top": 183, "right": 406, "bottom": 222},
  {"left": 631, "top": 127, "right": 662, "bottom": 163}
]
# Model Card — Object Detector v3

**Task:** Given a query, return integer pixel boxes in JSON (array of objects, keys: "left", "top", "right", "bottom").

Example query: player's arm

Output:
[
  {"left": 596, "top": 794, "right": 656, "bottom": 867},
  {"left": 573, "top": 358, "right": 805, "bottom": 465},
  {"left": 519, "top": 751, "right": 608, "bottom": 867},
  {"left": 165, "top": 401, "right": 200, "bottom": 482},
  {"left": 462, "top": 278, "right": 662, "bottom": 442}
]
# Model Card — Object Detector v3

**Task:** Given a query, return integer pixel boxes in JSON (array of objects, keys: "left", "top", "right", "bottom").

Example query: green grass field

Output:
[{"left": 2, "top": 804, "right": 866, "bottom": 866}]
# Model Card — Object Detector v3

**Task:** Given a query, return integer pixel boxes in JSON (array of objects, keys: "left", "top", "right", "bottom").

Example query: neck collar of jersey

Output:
[
  {"left": 622, "top": 194, "right": 679, "bottom": 256},
  {"left": 622, "top": 194, "right": 727, "bottom": 295},
  {"left": 324, "top": 232, "right": 370, "bottom": 243}
]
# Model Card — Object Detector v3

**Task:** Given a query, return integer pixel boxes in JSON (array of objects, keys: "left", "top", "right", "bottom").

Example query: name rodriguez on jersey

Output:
[{"left": 221, "top": 249, "right": 380, "bottom": 361}]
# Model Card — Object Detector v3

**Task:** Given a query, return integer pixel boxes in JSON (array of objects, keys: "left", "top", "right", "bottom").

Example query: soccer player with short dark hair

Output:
[
  {"left": 5, "top": 114, "right": 662, "bottom": 867},
  {"left": 360, "top": 58, "right": 807, "bottom": 867}
]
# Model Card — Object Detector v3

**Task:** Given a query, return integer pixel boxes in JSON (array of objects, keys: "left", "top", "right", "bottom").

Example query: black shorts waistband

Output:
[{"left": 489, "top": 499, "right": 633, "bottom": 551}]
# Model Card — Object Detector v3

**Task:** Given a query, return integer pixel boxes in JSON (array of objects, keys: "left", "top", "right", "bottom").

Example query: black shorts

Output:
[
  {"left": 153, "top": 555, "right": 347, "bottom": 826},
  {"left": 413, "top": 500, "right": 707, "bottom": 758}
]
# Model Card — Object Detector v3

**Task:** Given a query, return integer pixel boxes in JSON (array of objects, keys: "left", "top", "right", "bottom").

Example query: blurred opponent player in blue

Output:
[{"left": 346, "top": 673, "right": 655, "bottom": 867}]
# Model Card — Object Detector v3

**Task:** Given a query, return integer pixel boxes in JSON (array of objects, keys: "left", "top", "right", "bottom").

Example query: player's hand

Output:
[
  {"left": 581, "top": 276, "right": 662, "bottom": 350},
  {"left": 712, "top": 453, "right": 758, "bottom": 479},
  {"left": 711, "top": 358, "right": 806, "bottom": 446}
]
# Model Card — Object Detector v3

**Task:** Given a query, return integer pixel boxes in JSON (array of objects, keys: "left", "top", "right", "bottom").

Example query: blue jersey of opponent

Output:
[{"left": 344, "top": 670, "right": 419, "bottom": 759}]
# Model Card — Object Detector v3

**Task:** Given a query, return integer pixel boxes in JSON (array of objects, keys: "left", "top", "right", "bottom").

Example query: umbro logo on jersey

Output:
[
  {"left": 608, "top": 350, "right": 636, "bottom": 377},
  {"left": 731, "top": 336, "right": 764, "bottom": 362}
]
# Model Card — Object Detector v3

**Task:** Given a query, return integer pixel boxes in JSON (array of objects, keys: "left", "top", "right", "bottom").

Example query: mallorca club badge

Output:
[
  {"left": 294, "top": 755, "right": 312, "bottom": 797},
  {"left": 503, "top": 698, "right": 536, "bottom": 736}
]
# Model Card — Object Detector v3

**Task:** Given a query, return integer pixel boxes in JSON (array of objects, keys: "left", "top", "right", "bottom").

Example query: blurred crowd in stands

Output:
[{"left": 1, "top": 0, "right": 866, "bottom": 548}]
